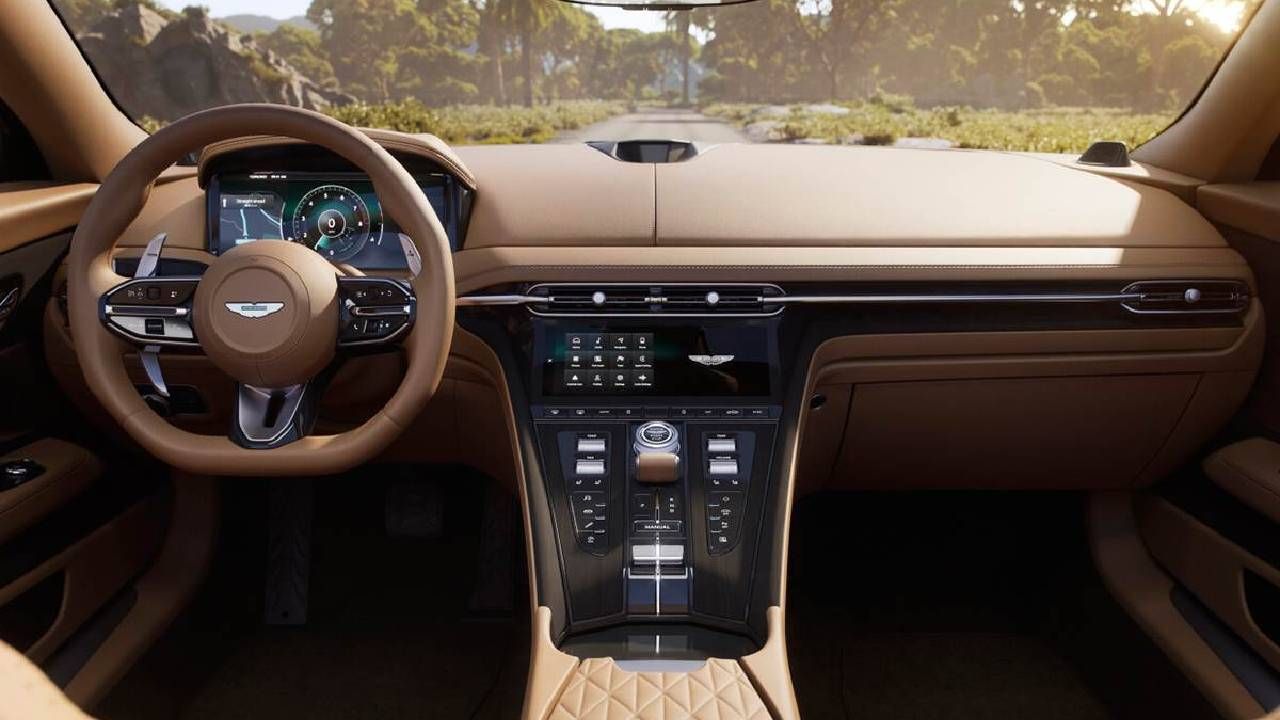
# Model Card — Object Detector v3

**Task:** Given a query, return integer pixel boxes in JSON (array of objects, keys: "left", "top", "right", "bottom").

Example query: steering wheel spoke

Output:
[
  {"left": 337, "top": 276, "right": 416, "bottom": 346},
  {"left": 101, "top": 276, "right": 201, "bottom": 347},
  {"left": 233, "top": 383, "right": 314, "bottom": 449}
]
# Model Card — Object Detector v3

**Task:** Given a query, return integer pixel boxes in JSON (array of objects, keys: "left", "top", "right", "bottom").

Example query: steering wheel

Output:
[{"left": 66, "top": 105, "right": 455, "bottom": 476}]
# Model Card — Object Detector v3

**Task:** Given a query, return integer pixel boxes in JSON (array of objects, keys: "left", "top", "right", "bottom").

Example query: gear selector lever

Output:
[{"left": 634, "top": 421, "right": 679, "bottom": 484}]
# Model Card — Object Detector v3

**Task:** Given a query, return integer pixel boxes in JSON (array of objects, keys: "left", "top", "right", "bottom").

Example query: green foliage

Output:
[
  {"left": 258, "top": 25, "right": 337, "bottom": 89},
  {"left": 324, "top": 99, "right": 627, "bottom": 144},
  {"left": 704, "top": 103, "right": 1177, "bottom": 153}
]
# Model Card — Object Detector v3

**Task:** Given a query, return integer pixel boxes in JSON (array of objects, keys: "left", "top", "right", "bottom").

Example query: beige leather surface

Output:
[
  {"left": 451, "top": 245, "right": 1252, "bottom": 293},
  {"left": 1135, "top": 0, "right": 1280, "bottom": 182},
  {"left": 455, "top": 144, "right": 656, "bottom": 248},
  {"left": 0, "top": 438, "right": 101, "bottom": 545},
  {"left": 1018, "top": 152, "right": 1205, "bottom": 204},
  {"left": 1198, "top": 182, "right": 1280, "bottom": 242},
  {"left": 655, "top": 145, "right": 1223, "bottom": 247},
  {"left": 1136, "top": 495, "right": 1280, "bottom": 675},
  {"left": 0, "top": 0, "right": 145, "bottom": 182},
  {"left": 0, "top": 640, "right": 93, "bottom": 720},
  {"left": 0, "top": 183, "right": 98, "bottom": 253},
  {"left": 549, "top": 659, "right": 770, "bottom": 720},
  {"left": 1203, "top": 438, "right": 1280, "bottom": 523},
  {"left": 1088, "top": 492, "right": 1266, "bottom": 720}
]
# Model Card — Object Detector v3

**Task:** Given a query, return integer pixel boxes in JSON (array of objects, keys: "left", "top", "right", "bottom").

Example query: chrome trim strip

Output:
[
  {"left": 104, "top": 305, "right": 191, "bottom": 317},
  {"left": 455, "top": 294, "right": 544, "bottom": 307},
  {"left": 351, "top": 304, "right": 412, "bottom": 317},
  {"left": 769, "top": 293, "right": 1138, "bottom": 304},
  {"left": 457, "top": 280, "right": 1249, "bottom": 315}
]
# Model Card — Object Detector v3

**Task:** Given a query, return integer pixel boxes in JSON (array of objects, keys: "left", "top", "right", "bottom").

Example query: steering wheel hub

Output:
[{"left": 193, "top": 241, "right": 338, "bottom": 387}]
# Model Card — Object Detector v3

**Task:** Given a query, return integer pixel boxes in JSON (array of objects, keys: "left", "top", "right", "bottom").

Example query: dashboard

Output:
[{"left": 203, "top": 144, "right": 471, "bottom": 270}]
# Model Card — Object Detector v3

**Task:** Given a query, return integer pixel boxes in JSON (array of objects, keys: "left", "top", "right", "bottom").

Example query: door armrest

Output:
[
  {"left": 1203, "top": 438, "right": 1280, "bottom": 524},
  {"left": 0, "top": 438, "right": 101, "bottom": 545}
]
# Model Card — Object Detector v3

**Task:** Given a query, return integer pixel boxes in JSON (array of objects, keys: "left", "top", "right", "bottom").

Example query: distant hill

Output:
[{"left": 218, "top": 14, "right": 315, "bottom": 34}]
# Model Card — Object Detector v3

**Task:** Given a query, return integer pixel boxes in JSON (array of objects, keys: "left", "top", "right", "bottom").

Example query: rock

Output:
[
  {"left": 744, "top": 120, "right": 783, "bottom": 142},
  {"left": 893, "top": 137, "right": 954, "bottom": 149},
  {"left": 800, "top": 103, "right": 850, "bottom": 115},
  {"left": 75, "top": 5, "right": 353, "bottom": 123},
  {"left": 792, "top": 137, "right": 830, "bottom": 144},
  {"left": 840, "top": 133, "right": 866, "bottom": 145},
  {"left": 752, "top": 105, "right": 791, "bottom": 119}
]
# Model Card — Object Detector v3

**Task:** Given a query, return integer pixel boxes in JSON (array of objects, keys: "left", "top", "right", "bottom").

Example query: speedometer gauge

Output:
[{"left": 289, "top": 185, "right": 381, "bottom": 262}]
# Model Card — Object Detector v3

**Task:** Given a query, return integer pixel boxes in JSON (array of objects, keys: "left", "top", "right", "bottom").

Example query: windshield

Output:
[{"left": 51, "top": 0, "right": 1256, "bottom": 151}]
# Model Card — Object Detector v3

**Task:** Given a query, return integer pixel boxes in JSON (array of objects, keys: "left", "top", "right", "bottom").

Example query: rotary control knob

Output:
[{"left": 634, "top": 421, "right": 679, "bottom": 455}]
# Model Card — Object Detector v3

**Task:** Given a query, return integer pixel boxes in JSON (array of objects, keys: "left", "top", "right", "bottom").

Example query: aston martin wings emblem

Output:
[
  {"left": 225, "top": 302, "right": 285, "bottom": 319},
  {"left": 688, "top": 354, "right": 735, "bottom": 366}
]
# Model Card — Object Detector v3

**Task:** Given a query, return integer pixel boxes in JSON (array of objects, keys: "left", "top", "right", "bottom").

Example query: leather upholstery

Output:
[
  {"left": 549, "top": 658, "right": 770, "bottom": 720},
  {"left": 0, "top": 641, "right": 92, "bottom": 720}
]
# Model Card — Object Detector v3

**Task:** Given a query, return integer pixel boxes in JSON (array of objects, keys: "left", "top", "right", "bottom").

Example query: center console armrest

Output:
[{"left": 1203, "top": 438, "right": 1280, "bottom": 523}]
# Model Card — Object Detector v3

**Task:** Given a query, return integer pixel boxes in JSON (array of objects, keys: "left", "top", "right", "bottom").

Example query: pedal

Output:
[
  {"left": 385, "top": 480, "right": 443, "bottom": 538},
  {"left": 264, "top": 479, "right": 314, "bottom": 626}
]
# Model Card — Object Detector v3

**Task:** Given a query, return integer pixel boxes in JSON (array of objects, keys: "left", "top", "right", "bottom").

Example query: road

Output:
[{"left": 555, "top": 107, "right": 747, "bottom": 144}]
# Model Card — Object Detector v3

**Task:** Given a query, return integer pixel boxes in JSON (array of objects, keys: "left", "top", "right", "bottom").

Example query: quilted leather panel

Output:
[{"left": 549, "top": 658, "right": 771, "bottom": 720}]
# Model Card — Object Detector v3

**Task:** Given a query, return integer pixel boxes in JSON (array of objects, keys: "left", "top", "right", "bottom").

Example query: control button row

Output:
[
  {"left": 542, "top": 406, "right": 775, "bottom": 419},
  {"left": 567, "top": 333, "right": 653, "bottom": 352},
  {"left": 563, "top": 369, "right": 655, "bottom": 389},
  {"left": 631, "top": 491, "right": 683, "bottom": 522},
  {"left": 706, "top": 491, "right": 744, "bottom": 554},
  {"left": 570, "top": 491, "right": 609, "bottom": 551},
  {"left": 567, "top": 351, "right": 654, "bottom": 370},
  {"left": 568, "top": 432, "right": 609, "bottom": 490}
]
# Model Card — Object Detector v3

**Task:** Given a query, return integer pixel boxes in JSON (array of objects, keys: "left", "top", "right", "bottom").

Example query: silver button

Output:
[
  {"left": 708, "top": 459, "right": 739, "bottom": 476},
  {"left": 577, "top": 438, "right": 607, "bottom": 453},
  {"left": 631, "top": 544, "right": 685, "bottom": 564},
  {"left": 707, "top": 438, "right": 737, "bottom": 454},
  {"left": 575, "top": 459, "right": 606, "bottom": 476}
]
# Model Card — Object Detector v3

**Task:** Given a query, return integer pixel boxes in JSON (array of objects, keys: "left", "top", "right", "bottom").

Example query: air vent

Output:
[
  {"left": 528, "top": 284, "right": 783, "bottom": 316},
  {"left": 1122, "top": 280, "right": 1249, "bottom": 314}
]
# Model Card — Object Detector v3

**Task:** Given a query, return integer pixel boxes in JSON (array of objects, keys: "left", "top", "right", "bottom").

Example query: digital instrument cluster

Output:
[{"left": 208, "top": 171, "right": 463, "bottom": 269}]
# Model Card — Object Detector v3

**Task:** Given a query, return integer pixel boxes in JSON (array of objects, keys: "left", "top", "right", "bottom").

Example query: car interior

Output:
[{"left": 0, "top": 0, "right": 1279, "bottom": 718}]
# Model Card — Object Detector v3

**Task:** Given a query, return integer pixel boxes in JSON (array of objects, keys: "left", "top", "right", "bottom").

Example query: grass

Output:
[
  {"left": 324, "top": 99, "right": 628, "bottom": 144},
  {"left": 701, "top": 102, "right": 1178, "bottom": 153}
]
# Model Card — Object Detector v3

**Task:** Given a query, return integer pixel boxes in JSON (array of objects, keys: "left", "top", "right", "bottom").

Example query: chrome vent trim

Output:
[
  {"left": 1121, "top": 280, "right": 1250, "bottom": 315},
  {"left": 525, "top": 283, "right": 784, "bottom": 317}
]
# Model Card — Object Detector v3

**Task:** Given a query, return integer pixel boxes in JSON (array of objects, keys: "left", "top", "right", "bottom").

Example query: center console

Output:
[{"left": 528, "top": 315, "right": 783, "bottom": 637}]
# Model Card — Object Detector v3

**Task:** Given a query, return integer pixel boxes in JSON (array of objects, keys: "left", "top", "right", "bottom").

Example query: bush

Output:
[
  {"left": 702, "top": 102, "right": 1176, "bottom": 153},
  {"left": 324, "top": 99, "right": 627, "bottom": 144}
]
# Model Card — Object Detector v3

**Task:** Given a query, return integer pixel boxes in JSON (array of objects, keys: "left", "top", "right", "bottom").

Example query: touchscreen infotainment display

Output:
[
  {"left": 209, "top": 171, "right": 452, "bottom": 269},
  {"left": 540, "top": 325, "right": 773, "bottom": 397}
]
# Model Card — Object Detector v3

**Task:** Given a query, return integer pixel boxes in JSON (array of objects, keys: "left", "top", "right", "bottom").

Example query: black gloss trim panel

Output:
[
  {"left": 1157, "top": 475, "right": 1280, "bottom": 569},
  {"left": 1172, "top": 586, "right": 1280, "bottom": 712},
  {"left": 0, "top": 571, "right": 64, "bottom": 652},
  {"left": 43, "top": 586, "right": 138, "bottom": 688},
  {"left": 1244, "top": 572, "right": 1280, "bottom": 650}
]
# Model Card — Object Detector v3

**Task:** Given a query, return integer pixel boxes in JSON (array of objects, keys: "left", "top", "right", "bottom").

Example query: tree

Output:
[{"left": 496, "top": 0, "right": 570, "bottom": 106}]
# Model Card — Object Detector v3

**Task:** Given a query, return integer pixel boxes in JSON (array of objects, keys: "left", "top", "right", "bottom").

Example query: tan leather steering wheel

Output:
[{"left": 66, "top": 104, "right": 455, "bottom": 476}]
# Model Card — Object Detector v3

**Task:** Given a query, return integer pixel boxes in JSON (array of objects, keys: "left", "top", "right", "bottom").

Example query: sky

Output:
[{"left": 155, "top": 0, "right": 669, "bottom": 33}]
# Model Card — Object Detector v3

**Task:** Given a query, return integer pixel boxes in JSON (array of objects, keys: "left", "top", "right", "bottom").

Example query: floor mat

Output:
[
  {"left": 95, "top": 468, "right": 528, "bottom": 720},
  {"left": 785, "top": 491, "right": 1223, "bottom": 720}
]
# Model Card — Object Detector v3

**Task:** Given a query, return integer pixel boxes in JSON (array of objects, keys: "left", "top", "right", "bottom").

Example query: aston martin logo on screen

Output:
[
  {"left": 224, "top": 302, "right": 285, "bottom": 319},
  {"left": 688, "top": 354, "right": 735, "bottom": 366}
]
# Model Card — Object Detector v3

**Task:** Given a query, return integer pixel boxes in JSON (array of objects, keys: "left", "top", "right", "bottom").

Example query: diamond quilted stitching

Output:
[{"left": 549, "top": 658, "right": 770, "bottom": 720}]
